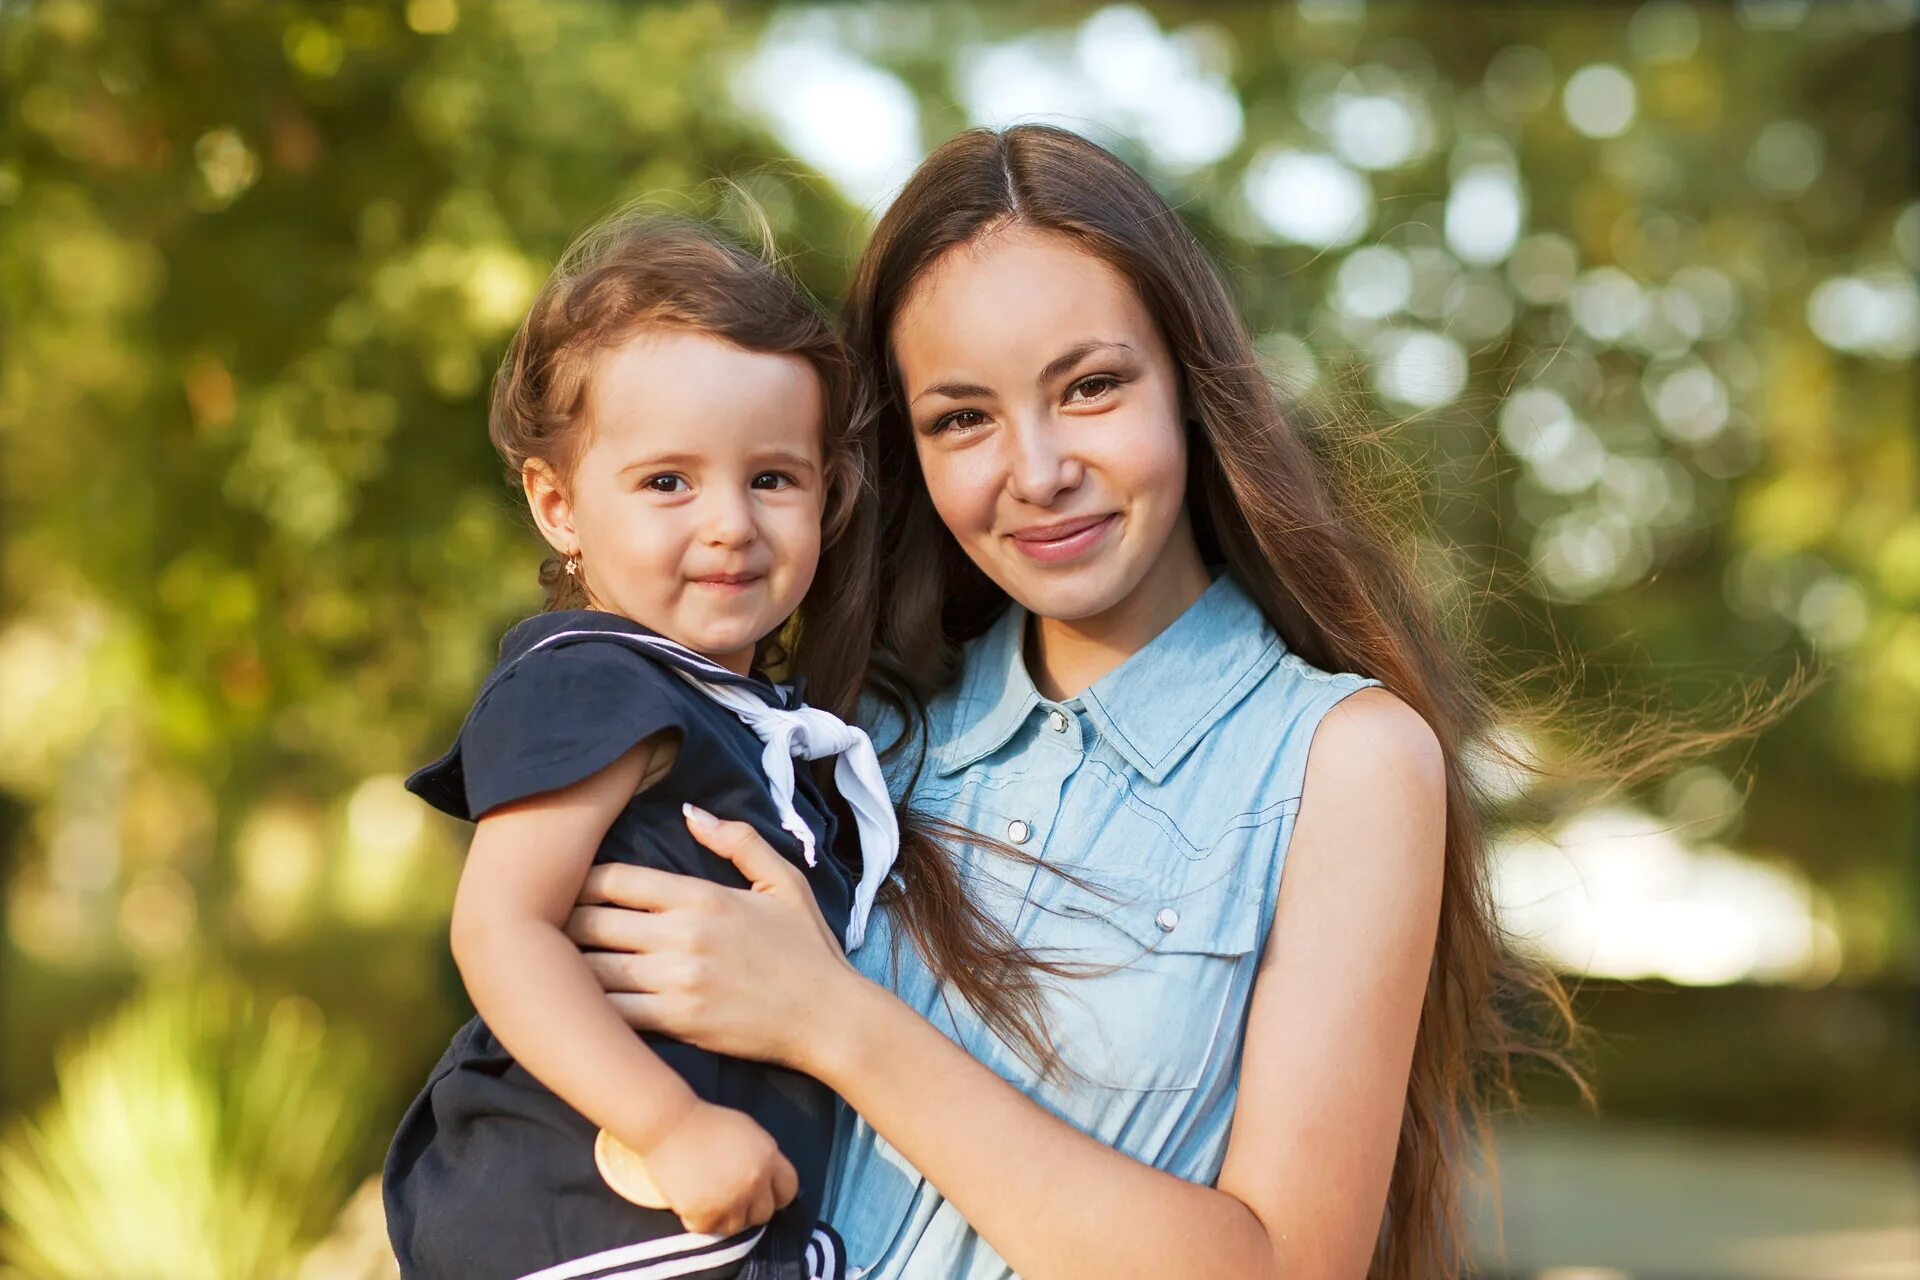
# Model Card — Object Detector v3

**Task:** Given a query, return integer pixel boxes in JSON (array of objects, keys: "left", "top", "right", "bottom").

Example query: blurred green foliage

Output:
[
  {"left": 0, "top": 0, "right": 1914, "bottom": 1261},
  {"left": 0, "top": 979, "right": 373, "bottom": 1279}
]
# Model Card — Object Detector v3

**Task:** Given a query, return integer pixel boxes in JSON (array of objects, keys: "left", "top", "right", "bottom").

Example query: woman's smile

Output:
[{"left": 1006, "top": 512, "right": 1118, "bottom": 564}]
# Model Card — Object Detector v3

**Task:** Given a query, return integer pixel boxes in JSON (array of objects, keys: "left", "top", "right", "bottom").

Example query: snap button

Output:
[
  {"left": 1047, "top": 708, "right": 1069, "bottom": 733},
  {"left": 1008, "top": 819, "right": 1032, "bottom": 844},
  {"left": 1155, "top": 907, "right": 1180, "bottom": 933}
]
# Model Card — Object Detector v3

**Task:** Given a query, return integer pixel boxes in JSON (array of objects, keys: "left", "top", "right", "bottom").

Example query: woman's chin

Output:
[{"left": 1000, "top": 570, "right": 1136, "bottom": 626}]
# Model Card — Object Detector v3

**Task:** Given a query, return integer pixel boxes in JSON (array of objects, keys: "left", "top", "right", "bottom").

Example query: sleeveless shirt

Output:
[{"left": 824, "top": 573, "right": 1384, "bottom": 1279}]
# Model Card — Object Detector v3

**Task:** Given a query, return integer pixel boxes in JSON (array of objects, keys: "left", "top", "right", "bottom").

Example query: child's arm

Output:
[{"left": 449, "top": 735, "right": 798, "bottom": 1236}]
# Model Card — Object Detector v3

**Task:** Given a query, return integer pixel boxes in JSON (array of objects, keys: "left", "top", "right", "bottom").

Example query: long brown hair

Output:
[{"left": 844, "top": 125, "right": 1791, "bottom": 1279}]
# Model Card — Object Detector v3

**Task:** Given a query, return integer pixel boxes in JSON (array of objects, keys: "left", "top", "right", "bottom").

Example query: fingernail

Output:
[{"left": 682, "top": 803, "right": 717, "bottom": 830}]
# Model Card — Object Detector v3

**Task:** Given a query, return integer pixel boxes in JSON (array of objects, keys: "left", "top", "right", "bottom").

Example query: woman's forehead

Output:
[{"left": 892, "top": 227, "right": 1157, "bottom": 382}]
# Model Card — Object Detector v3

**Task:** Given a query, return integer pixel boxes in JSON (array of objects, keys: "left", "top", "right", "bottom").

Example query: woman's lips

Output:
[{"left": 1007, "top": 513, "right": 1117, "bottom": 564}]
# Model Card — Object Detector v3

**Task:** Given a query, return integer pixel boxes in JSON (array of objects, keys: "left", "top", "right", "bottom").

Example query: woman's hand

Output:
[{"left": 566, "top": 804, "right": 864, "bottom": 1071}]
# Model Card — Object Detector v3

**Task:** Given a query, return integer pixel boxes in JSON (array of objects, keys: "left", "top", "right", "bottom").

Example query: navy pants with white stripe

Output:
[
  {"left": 501, "top": 1222, "right": 846, "bottom": 1280},
  {"left": 384, "top": 1022, "right": 847, "bottom": 1280}
]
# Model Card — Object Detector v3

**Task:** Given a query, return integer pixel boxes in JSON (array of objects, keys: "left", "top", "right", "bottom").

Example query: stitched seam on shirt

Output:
[
  {"left": 911, "top": 756, "right": 1038, "bottom": 802},
  {"left": 1081, "top": 758, "right": 1300, "bottom": 859},
  {"left": 1281, "top": 653, "right": 1375, "bottom": 686}
]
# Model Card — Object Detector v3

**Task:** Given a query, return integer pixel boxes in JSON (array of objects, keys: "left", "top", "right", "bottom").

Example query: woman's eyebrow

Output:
[
  {"left": 911, "top": 379, "right": 994, "bottom": 406},
  {"left": 1036, "top": 339, "right": 1134, "bottom": 387},
  {"left": 909, "top": 339, "right": 1136, "bottom": 407}
]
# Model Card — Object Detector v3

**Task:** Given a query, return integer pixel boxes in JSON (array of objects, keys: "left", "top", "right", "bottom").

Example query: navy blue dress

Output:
[{"left": 384, "top": 610, "right": 853, "bottom": 1280}]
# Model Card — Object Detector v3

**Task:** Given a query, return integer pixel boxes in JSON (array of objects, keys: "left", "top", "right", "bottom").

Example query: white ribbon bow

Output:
[{"left": 523, "top": 629, "right": 899, "bottom": 951}]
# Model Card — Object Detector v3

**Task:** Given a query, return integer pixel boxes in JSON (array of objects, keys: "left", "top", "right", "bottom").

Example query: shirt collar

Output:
[
  {"left": 931, "top": 573, "right": 1285, "bottom": 784},
  {"left": 928, "top": 604, "right": 1039, "bottom": 777},
  {"left": 503, "top": 610, "right": 794, "bottom": 709}
]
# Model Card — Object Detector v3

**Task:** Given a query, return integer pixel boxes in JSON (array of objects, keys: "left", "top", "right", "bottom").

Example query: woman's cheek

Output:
[
  {"left": 922, "top": 448, "right": 1002, "bottom": 543},
  {"left": 1107, "top": 409, "right": 1188, "bottom": 508}
]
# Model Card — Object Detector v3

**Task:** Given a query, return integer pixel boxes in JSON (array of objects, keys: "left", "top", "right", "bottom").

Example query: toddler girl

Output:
[{"left": 383, "top": 213, "right": 889, "bottom": 1280}]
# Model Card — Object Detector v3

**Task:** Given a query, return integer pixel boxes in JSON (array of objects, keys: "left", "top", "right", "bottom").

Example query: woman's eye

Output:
[
  {"left": 750, "top": 471, "right": 794, "bottom": 490},
  {"left": 643, "top": 474, "right": 688, "bottom": 493},
  {"left": 1066, "top": 374, "right": 1120, "bottom": 403},
  {"left": 929, "top": 408, "right": 988, "bottom": 436}
]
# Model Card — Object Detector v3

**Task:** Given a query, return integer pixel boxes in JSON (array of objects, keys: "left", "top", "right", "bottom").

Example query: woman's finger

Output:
[
  {"left": 604, "top": 990, "right": 672, "bottom": 1033},
  {"left": 564, "top": 903, "right": 669, "bottom": 952},
  {"left": 581, "top": 949, "right": 675, "bottom": 995},
  {"left": 681, "top": 806, "right": 807, "bottom": 894},
  {"left": 577, "top": 860, "right": 709, "bottom": 911}
]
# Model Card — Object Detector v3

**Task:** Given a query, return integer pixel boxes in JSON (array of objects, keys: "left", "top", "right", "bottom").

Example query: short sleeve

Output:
[{"left": 407, "top": 642, "right": 687, "bottom": 821}]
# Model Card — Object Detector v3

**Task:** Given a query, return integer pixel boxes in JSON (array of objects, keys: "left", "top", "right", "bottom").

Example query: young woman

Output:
[{"left": 559, "top": 126, "right": 1569, "bottom": 1280}]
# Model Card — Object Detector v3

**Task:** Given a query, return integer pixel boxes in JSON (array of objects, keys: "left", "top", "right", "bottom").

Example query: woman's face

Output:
[{"left": 891, "top": 225, "right": 1204, "bottom": 631}]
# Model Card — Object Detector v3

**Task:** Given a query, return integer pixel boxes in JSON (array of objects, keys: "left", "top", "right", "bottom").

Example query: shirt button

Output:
[
  {"left": 1008, "top": 819, "right": 1032, "bottom": 844},
  {"left": 1047, "top": 709, "right": 1070, "bottom": 733},
  {"left": 1155, "top": 907, "right": 1180, "bottom": 933}
]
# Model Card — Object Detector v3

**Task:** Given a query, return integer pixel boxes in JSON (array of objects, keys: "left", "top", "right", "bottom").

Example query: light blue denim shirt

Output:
[{"left": 824, "top": 573, "right": 1384, "bottom": 1279}]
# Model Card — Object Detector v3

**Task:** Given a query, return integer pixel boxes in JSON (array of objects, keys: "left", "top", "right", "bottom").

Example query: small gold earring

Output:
[{"left": 564, "top": 553, "right": 580, "bottom": 577}]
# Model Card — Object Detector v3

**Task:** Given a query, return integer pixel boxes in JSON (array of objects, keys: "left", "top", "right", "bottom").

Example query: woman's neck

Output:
[{"left": 1023, "top": 528, "right": 1212, "bottom": 701}]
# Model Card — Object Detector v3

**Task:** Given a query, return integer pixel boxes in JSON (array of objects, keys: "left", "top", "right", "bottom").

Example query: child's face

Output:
[{"left": 532, "top": 328, "right": 826, "bottom": 674}]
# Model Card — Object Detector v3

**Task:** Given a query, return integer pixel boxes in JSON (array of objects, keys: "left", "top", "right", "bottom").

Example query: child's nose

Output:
[{"left": 698, "top": 489, "right": 758, "bottom": 546}]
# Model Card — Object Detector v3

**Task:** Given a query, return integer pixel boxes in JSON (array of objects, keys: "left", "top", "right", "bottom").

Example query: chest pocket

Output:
[{"left": 1014, "top": 854, "right": 1261, "bottom": 1098}]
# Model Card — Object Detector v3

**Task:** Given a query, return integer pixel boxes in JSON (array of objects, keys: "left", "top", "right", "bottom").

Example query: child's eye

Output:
[
  {"left": 643, "top": 474, "right": 688, "bottom": 493},
  {"left": 750, "top": 471, "right": 795, "bottom": 491},
  {"left": 928, "top": 408, "right": 988, "bottom": 436},
  {"left": 1065, "top": 374, "right": 1121, "bottom": 404}
]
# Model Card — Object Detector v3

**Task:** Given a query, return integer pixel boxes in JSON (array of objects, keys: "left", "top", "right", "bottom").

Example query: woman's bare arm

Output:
[{"left": 573, "top": 689, "right": 1445, "bottom": 1279}]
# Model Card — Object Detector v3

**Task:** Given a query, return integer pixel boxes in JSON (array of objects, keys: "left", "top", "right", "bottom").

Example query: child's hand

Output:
[{"left": 639, "top": 1102, "right": 798, "bottom": 1236}]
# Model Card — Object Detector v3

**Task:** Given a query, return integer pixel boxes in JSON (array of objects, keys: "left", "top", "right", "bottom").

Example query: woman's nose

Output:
[{"left": 1005, "top": 418, "right": 1083, "bottom": 507}]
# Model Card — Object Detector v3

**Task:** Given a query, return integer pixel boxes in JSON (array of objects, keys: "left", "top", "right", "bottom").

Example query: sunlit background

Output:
[{"left": 1, "top": 2, "right": 1914, "bottom": 1278}]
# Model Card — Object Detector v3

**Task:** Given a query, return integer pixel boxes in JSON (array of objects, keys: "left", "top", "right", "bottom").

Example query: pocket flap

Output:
[{"left": 1049, "top": 865, "right": 1260, "bottom": 958}]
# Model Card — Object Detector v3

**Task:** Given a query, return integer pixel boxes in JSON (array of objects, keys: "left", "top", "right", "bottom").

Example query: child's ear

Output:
[{"left": 522, "top": 459, "right": 577, "bottom": 558}]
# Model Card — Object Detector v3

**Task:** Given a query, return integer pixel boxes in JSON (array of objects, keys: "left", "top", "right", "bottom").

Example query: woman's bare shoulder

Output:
[
  {"left": 1280, "top": 686, "right": 1448, "bottom": 921},
  {"left": 1307, "top": 686, "right": 1447, "bottom": 797}
]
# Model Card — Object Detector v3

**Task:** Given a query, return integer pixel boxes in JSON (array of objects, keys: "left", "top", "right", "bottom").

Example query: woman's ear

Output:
[{"left": 522, "top": 458, "right": 578, "bottom": 558}]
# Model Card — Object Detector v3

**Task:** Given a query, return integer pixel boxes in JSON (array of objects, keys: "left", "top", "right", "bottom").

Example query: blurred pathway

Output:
[{"left": 1470, "top": 1118, "right": 1919, "bottom": 1279}]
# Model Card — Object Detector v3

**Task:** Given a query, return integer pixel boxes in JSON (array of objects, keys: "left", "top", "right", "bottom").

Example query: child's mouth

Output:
[{"left": 689, "top": 572, "right": 763, "bottom": 592}]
